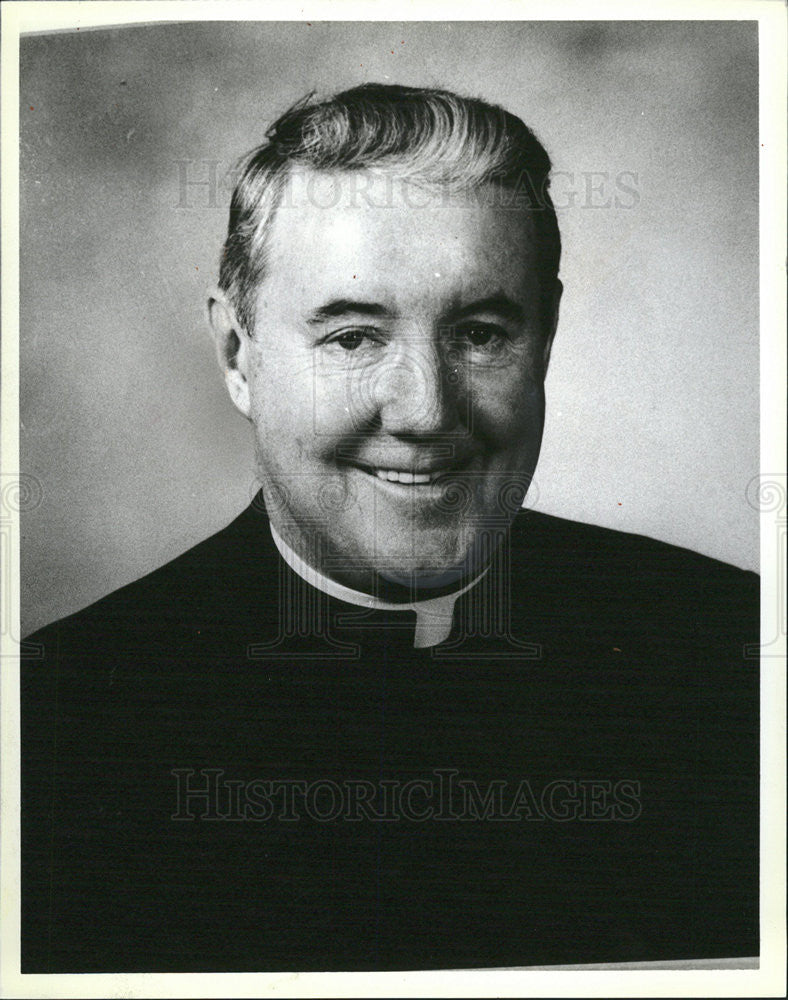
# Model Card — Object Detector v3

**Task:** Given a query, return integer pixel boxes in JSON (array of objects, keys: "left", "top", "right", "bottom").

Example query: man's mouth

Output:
[
  {"left": 347, "top": 459, "right": 475, "bottom": 487},
  {"left": 373, "top": 468, "right": 435, "bottom": 485}
]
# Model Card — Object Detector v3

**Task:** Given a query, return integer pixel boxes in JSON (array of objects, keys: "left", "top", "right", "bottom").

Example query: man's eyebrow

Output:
[
  {"left": 444, "top": 294, "right": 526, "bottom": 324},
  {"left": 306, "top": 300, "right": 394, "bottom": 324}
]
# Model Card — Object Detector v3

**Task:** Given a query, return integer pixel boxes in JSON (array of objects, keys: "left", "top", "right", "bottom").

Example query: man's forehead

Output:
[
  {"left": 257, "top": 167, "right": 543, "bottom": 316},
  {"left": 271, "top": 167, "right": 538, "bottom": 261}
]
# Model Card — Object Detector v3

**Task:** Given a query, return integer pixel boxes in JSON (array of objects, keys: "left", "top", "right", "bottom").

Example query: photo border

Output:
[{"left": 2, "top": 2, "right": 785, "bottom": 997}]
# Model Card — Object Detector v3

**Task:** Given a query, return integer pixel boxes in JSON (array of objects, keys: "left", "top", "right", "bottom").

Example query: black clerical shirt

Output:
[{"left": 21, "top": 499, "right": 759, "bottom": 971}]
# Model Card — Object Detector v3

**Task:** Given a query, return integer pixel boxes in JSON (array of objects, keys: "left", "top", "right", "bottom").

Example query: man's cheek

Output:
[
  {"left": 311, "top": 392, "right": 367, "bottom": 442},
  {"left": 498, "top": 387, "right": 546, "bottom": 444}
]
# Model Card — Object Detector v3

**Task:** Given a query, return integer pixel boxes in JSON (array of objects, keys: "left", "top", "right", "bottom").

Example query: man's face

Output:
[{"left": 219, "top": 168, "right": 558, "bottom": 593}]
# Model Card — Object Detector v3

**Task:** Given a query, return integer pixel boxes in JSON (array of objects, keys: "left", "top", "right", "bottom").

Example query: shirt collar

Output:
[{"left": 269, "top": 525, "right": 487, "bottom": 649}]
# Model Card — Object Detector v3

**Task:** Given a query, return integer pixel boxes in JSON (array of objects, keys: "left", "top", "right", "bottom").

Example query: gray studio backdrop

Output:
[{"left": 21, "top": 20, "right": 759, "bottom": 636}]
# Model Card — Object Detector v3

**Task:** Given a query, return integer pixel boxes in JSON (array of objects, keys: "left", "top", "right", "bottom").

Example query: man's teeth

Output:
[{"left": 375, "top": 469, "right": 432, "bottom": 484}]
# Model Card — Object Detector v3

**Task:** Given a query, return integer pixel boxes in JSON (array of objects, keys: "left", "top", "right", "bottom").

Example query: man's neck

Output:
[
  {"left": 269, "top": 525, "right": 489, "bottom": 648},
  {"left": 269, "top": 522, "right": 496, "bottom": 603}
]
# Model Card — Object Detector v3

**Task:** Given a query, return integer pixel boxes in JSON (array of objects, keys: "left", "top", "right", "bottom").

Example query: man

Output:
[{"left": 22, "top": 84, "right": 758, "bottom": 972}]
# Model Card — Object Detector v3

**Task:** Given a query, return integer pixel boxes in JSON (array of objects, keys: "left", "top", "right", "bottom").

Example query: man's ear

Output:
[
  {"left": 207, "top": 289, "right": 253, "bottom": 420},
  {"left": 541, "top": 279, "right": 563, "bottom": 374}
]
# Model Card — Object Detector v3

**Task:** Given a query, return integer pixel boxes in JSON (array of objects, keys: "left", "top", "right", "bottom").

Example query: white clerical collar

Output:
[{"left": 270, "top": 525, "right": 487, "bottom": 649}]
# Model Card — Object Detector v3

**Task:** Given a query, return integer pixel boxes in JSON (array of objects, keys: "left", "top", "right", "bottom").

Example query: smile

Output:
[{"left": 374, "top": 469, "right": 434, "bottom": 484}]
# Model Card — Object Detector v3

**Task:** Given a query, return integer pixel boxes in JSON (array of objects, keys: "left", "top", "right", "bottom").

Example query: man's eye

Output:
[
  {"left": 455, "top": 324, "right": 507, "bottom": 350},
  {"left": 329, "top": 329, "right": 375, "bottom": 351},
  {"left": 465, "top": 325, "right": 494, "bottom": 347}
]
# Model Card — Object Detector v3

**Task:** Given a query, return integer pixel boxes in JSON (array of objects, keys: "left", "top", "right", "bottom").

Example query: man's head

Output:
[{"left": 208, "top": 83, "right": 562, "bottom": 594}]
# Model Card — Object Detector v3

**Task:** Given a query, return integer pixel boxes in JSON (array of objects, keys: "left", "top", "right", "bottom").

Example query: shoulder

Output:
[
  {"left": 503, "top": 511, "right": 759, "bottom": 774},
  {"left": 510, "top": 508, "right": 757, "bottom": 586},
  {"left": 24, "top": 500, "right": 276, "bottom": 650},
  {"left": 21, "top": 500, "right": 280, "bottom": 771},
  {"left": 513, "top": 508, "right": 755, "bottom": 572},
  {"left": 508, "top": 509, "right": 758, "bottom": 634}
]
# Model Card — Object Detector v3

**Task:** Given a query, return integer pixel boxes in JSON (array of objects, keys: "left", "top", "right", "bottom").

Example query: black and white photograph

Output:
[{"left": 1, "top": 2, "right": 785, "bottom": 996}]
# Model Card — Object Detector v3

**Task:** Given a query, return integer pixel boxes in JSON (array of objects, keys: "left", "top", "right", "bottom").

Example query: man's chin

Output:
[
  {"left": 378, "top": 563, "right": 469, "bottom": 592},
  {"left": 372, "top": 539, "right": 493, "bottom": 594}
]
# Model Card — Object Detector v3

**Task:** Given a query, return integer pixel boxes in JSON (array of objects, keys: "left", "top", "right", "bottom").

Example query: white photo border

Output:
[{"left": 2, "top": 2, "right": 785, "bottom": 997}]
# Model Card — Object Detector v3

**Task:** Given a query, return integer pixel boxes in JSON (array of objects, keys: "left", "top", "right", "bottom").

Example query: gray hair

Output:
[{"left": 219, "top": 83, "right": 561, "bottom": 332}]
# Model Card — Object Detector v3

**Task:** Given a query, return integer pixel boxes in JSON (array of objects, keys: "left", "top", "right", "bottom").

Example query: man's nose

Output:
[{"left": 373, "top": 341, "right": 462, "bottom": 437}]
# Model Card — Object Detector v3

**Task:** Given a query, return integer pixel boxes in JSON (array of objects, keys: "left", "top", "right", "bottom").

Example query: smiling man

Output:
[
  {"left": 208, "top": 86, "right": 562, "bottom": 637},
  {"left": 22, "top": 85, "right": 759, "bottom": 972},
  {"left": 211, "top": 167, "right": 554, "bottom": 596}
]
